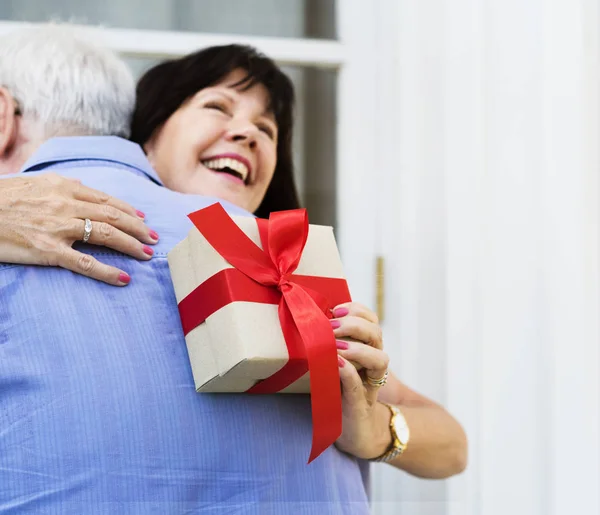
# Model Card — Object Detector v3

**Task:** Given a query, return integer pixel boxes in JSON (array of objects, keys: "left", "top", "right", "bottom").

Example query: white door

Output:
[{"left": 373, "top": 1, "right": 600, "bottom": 515}]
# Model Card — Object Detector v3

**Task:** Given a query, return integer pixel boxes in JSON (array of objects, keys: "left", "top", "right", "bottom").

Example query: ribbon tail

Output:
[{"left": 283, "top": 284, "right": 343, "bottom": 463}]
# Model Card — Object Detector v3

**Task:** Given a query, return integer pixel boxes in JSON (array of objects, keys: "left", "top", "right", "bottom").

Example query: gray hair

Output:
[{"left": 0, "top": 23, "right": 135, "bottom": 138}]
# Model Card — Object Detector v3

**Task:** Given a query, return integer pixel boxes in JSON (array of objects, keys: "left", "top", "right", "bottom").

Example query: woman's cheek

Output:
[{"left": 262, "top": 147, "right": 277, "bottom": 178}]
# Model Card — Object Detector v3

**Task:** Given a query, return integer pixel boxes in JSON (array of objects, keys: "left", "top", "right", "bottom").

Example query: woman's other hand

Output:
[
  {"left": 331, "top": 301, "right": 468, "bottom": 478},
  {"left": 331, "top": 301, "right": 393, "bottom": 459},
  {"left": 0, "top": 173, "right": 159, "bottom": 285}
]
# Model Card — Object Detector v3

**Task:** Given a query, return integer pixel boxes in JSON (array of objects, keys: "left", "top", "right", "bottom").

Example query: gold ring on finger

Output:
[{"left": 365, "top": 370, "right": 388, "bottom": 388}]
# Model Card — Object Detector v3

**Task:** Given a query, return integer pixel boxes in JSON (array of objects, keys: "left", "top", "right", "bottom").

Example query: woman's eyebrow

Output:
[
  {"left": 203, "top": 87, "right": 276, "bottom": 124},
  {"left": 203, "top": 88, "right": 236, "bottom": 102},
  {"left": 260, "top": 111, "right": 277, "bottom": 124}
]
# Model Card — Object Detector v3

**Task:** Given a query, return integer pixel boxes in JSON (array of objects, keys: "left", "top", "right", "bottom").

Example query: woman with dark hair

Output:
[
  {"left": 0, "top": 43, "right": 467, "bottom": 482},
  {"left": 131, "top": 44, "right": 300, "bottom": 219}
]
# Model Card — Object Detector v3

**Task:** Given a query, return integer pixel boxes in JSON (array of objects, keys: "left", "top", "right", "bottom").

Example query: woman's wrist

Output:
[
  {"left": 336, "top": 402, "right": 393, "bottom": 459},
  {"left": 366, "top": 401, "right": 395, "bottom": 459}
]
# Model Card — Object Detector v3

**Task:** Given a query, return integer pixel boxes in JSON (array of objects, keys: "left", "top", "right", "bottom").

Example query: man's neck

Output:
[
  {"left": 0, "top": 121, "right": 104, "bottom": 175},
  {"left": 0, "top": 138, "right": 45, "bottom": 175}
]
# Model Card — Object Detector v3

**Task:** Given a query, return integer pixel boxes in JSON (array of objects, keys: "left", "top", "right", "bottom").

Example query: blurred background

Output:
[{"left": 0, "top": 1, "right": 598, "bottom": 514}]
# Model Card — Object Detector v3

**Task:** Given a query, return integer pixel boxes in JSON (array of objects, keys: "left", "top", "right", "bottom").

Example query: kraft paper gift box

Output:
[{"left": 167, "top": 204, "right": 352, "bottom": 395}]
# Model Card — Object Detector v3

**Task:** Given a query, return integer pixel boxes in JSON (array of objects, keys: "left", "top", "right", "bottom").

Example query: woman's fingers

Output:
[
  {"left": 57, "top": 247, "right": 131, "bottom": 286},
  {"left": 337, "top": 340, "right": 389, "bottom": 373},
  {"left": 332, "top": 302, "right": 392, "bottom": 459},
  {"left": 66, "top": 219, "right": 154, "bottom": 261},
  {"left": 69, "top": 180, "right": 144, "bottom": 220},
  {"left": 331, "top": 301, "right": 383, "bottom": 348},
  {"left": 71, "top": 200, "right": 158, "bottom": 246},
  {"left": 333, "top": 302, "right": 379, "bottom": 324},
  {"left": 44, "top": 175, "right": 159, "bottom": 249},
  {"left": 0, "top": 174, "right": 146, "bottom": 286},
  {"left": 331, "top": 315, "right": 383, "bottom": 349},
  {"left": 337, "top": 342, "right": 389, "bottom": 405},
  {"left": 337, "top": 355, "right": 368, "bottom": 406}
]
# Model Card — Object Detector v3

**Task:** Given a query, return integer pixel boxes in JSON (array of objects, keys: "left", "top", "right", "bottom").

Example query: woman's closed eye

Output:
[
  {"left": 204, "top": 101, "right": 229, "bottom": 114},
  {"left": 257, "top": 123, "right": 275, "bottom": 140}
]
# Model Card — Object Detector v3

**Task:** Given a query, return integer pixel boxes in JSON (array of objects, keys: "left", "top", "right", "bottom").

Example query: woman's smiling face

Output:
[{"left": 144, "top": 68, "right": 278, "bottom": 213}]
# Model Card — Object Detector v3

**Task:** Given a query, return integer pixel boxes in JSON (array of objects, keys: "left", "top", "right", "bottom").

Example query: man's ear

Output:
[{"left": 0, "top": 87, "right": 18, "bottom": 157}]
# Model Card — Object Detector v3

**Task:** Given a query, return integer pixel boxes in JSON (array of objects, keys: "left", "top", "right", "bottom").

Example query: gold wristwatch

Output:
[{"left": 372, "top": 403, "right": 410, "bottom": 462}]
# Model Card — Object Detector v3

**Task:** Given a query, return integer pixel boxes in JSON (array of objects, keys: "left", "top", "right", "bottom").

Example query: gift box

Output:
[{"left": 168, "top": 203, "right": 352, "bottom": 461}]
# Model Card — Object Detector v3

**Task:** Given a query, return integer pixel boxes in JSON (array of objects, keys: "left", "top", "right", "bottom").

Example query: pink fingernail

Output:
[
  {"left": 330, "top": 319, "right": 341, "bottom": 329},
  {"left": 149, "top": 230, "right": 159, "bottom": 241},
  {"left": 136, "top": 210, "right": 145, "bottom": 219},
  {"left": 143, "top": 245, "right": 154, "bottom": 256},
  {"left": 333, "top": 307, "right": 349, "bottom": 318},
  {"left": 336, "top": 340, "right": 349, "bottom": 350},
  {"left": 338, "top": 356, "right": 345, "bottom": 368},
  {"left": 118, "top": 272, "right": 130, "bottom": 284}
]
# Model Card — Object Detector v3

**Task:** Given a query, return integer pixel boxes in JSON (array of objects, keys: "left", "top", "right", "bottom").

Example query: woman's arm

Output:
[
  {"left": 0, "top": 173, "right": 158, "bottom": 285},
  {"left": 332, "top": 302, "right": 468, "bottom": 479},
  {"left": 376, "top": 373, "right": 468, "bottom": 478}
]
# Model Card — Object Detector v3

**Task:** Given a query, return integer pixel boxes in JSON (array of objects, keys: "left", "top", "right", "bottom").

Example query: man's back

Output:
[{"left": 0, "top": 137, "right": 369, "bottom": 515}]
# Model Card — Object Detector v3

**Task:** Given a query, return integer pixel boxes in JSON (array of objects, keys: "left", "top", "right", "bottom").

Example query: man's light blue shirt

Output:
[{"left": 0, "top": 137, "right": 370, "bottom": 514}]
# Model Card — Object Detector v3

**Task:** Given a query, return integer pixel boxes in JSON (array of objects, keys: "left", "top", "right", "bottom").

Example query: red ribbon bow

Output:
[{"left": 178, "top": 203, "right": 352, "bottom": 462}]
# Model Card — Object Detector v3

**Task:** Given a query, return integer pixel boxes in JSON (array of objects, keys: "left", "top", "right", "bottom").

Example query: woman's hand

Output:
[
  {"left": 0, "top": 173, "right": 159, "bottom": 285},
  {"left": 331, "top": 301, "right": 393, "bottom": 460}
]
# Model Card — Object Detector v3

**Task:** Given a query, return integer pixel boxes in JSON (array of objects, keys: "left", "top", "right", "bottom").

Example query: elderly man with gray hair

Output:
[
  {"left": 0, "top": 24, "right": 161, "bottom": 283},
  {"left": 0, "top": 23, "right": 274, "bottom": 514}
]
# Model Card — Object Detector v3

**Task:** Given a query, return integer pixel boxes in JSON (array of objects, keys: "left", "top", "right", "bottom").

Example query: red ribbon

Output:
[{"left": 178, "top": 203, "right": 351, "bottom": 462}]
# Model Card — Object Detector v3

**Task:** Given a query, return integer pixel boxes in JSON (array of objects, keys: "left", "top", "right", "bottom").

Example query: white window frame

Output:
[{"left": 0, "top": 21, "right": 347, "bottom": 66}]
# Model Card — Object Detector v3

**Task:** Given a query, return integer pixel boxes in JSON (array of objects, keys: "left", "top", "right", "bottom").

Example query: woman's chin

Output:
[
  {"left": 167, "top": 178, "right": 253, "bottom": 212},
  {"left": 205, "top": 189, "right": 252, "bottom": 212}
]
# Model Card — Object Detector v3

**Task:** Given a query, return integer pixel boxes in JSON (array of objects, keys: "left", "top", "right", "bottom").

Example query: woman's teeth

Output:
[{"left": 202, "top": 158, "right": 249, "bottom": 183}]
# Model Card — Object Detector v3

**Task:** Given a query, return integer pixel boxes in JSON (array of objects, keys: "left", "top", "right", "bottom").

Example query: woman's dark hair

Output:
[{"left": 130, "top": 44, "right": 300, "bottom": 218}]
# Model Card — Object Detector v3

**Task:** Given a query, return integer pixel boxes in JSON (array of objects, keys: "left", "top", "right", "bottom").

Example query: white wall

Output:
[{"left": 374, "top": 1, "right": 600, "bottom": 514}]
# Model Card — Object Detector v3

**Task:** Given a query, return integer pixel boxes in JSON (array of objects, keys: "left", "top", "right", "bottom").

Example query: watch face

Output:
[{"left": 393, "top": 415, "right": 410, "bottom": 446}]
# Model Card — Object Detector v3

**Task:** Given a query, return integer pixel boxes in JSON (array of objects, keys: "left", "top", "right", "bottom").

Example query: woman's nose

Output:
[{"left": 225, "top": 122, "right": 258, "bottom": 149}]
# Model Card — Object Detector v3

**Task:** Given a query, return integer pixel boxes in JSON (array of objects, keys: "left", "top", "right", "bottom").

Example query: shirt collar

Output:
[{"left": 19, "top": 136, "right": 163, "bottom": 186}]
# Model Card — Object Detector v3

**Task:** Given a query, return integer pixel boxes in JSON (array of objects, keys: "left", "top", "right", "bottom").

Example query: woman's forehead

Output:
[
  {"left": 196, "top": 70, "right": 275, "bottom": 117},
  {"left": 214, "top": 67, "right": 255, "bottom": 88}
]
